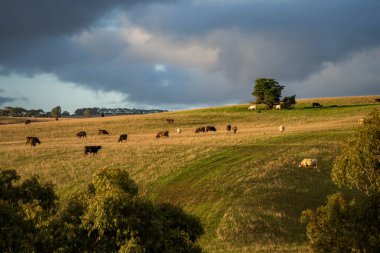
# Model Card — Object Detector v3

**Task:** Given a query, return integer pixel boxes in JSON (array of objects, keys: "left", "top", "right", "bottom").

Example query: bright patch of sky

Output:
[
  {"left": 154, "top": 64, "right": 166, "bottom": 72},
  {"left": 0, "top": 73, "right": 132, "bottom": 113}
]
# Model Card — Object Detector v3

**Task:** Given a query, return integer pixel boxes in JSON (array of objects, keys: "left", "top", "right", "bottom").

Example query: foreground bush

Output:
[
  {"left": 0, "top": 168, "right": 204, "bottom": 253},
  {"left": 302, "top": 110, "right": 380, "bottom": 252}
]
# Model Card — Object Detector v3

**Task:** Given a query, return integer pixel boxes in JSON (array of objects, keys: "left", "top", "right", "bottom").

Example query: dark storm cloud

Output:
[
  {"left": 0, "top": 0, "right": 379, "bottom": 108},
  {"left": 128, "top": 0, "right": 380, "bottom": 80},
  {"left": 0, "top": 96, "right": 16, "bottom": 105}
]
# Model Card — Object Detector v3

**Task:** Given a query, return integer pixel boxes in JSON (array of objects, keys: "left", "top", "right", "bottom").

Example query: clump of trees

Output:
[
  {"left": 50, "top": 106, "right": 61, "bottom": 119},
  {"left": 0, "top": 168, "right": 204, "bottom": 252},
  {"left": 252, "top": 78, "right": 296, "bottom": 109},
  {"left": 302, "top": 110, "right": 380, "bottom": 252}
]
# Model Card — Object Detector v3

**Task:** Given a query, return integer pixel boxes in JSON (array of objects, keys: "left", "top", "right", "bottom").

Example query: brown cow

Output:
[
  {"left": 233, "top": 126, "right": 238, "bottom": 134},
  {"left": 195, "top": 127, "right": 206, "bottom": 133},
  {"left": 77, "top": 131, "right": 87, "bottom": 138},
  {"left": 166, "top": 119, "right": 174, "bottom": 124},
  {"left": 226, "top": 125, "right": 232, "bottom": 131},
  {"left": 206, "top": 126, "right": 217, "bottom": 132},
  {"left": 118, "top": 134, "right": 128, "bottom": 142},
  {"left": 26, "top": 136, "right": 41, "bottom": 147},
  {"left": 98, "top": 129, "right": 109, "bottom": 135},
  {"left": 84, "top": 146, "right": 102, "bottom": 156},
  {"left": 156, "top": 131, "right": 169, "bottom": 138},
  {"left": 312, "top": 102, "right": 322, "bottom": 108},
  {"left": 25, "top": 120, "right": 31, "bottom": 125}
]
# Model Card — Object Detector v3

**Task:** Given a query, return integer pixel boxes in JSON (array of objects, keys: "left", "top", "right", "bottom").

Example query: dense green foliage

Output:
[
  {"left": 50, "top": 106, "right": 62, "bottom": 119},
  {"left": 252, "top": 78, "right": 284, "bottom": 108},
  {"left": 283, "top": 95, "right": 297, "bottom": 109},
  {"left": 0, "top": 168, "right": 204, "bottom": 253},
  {"left": 332, "top": 110, "right": 380, "bottom": 196},
  {"left": 302, "top": 110, "right": 380, "bottom": 252}
]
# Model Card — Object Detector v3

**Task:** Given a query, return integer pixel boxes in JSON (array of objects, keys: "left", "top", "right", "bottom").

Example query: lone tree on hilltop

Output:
[{"left": 252, "top": 78, "right": 284, "bottom": 108}]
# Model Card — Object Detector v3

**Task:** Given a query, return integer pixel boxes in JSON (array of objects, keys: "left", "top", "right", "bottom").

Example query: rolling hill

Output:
[{"left": 1, "top": 95, "right": 379, "bottom": 252}]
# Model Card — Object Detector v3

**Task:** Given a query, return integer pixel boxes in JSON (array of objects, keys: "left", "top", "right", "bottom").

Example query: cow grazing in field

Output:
[
  {"left": 274, "top": 104, "right": 282, "bottom": 110},
  {"left": 233, "top": 126, "right": 238, "bottom": 134},
  {"left": 55, "top": 117, "right": 59, "bottom": 121},
  {"left": 26, "top": 136, "right": 41, "bottom": 147},
  {"left": 227, "top": 125, "right": 232, "bottom": 131},
  {"left": 156, "top": 131, "right": 169, "bottom": 138},
  {"left": 84, "top": 146, "right": 102, "bottom": 156},
  {"left": 195, "top": 127, "right": 206, "bottom": 133},
  {"left": 118, "top": 134, "right": 128, "bottom": 142},
  {"left": 25, "top": 120, "right": 31, "bottom": 125},
  {"left": 374, "top": 98, "right": 380, "bottom": 103},
  {"left": 299, "top": 159, "right": 318, "bottom": 170},
  {"left": 77, "top": 131, "right": 87, "bottom": 138},
  {"left": 248, "top": 105, "right": 256, "bottom": 110},
  {"left": 176, "top": 128, "right": 182, "bottom": 134},
  {"left": 98, "top": 129, "right": 109, "bottom": 135},
  {"left": 166, "top": 119, "right": 174, "bottom": 124},
  {"left": 312, "top": 102, "right": 322, "bottom": 108},
  {"left": 279, "top": 125, "right": 285, "bottom": 133},
  {"left": 206, "top": 126, "right": 217, "bottom": 132}
]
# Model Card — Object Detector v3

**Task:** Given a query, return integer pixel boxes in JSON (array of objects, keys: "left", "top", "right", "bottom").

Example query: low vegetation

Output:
[
  {"left": 0, "top": 95, "right": 379, "bottom": 252},
  {"left": 0, "top": 168, "right": 204, "bottom": 252},
  {"left": 302, "top": 110, "right": 380, "bottom": 252}
]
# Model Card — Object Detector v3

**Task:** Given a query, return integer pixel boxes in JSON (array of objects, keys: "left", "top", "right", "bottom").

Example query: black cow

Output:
[
  {"left": 26, "top": 136, "right": 41, "bottom": 147},
  {"left": 98, "top": 129, "right": 109, "bottom": 135},
  {"left": 156, "top": 131, "right": 169, "bottom": 138},
  {"left": 118, "top": 134, "right": 128, "bottom": 142},
  {"left": 195, "top": 127, "right": 206, "bottom": 133},
  {"left": 226, "top": 125, "right": 232, "bottom": 131},
  {"left": 206, "top": 126, "right": 217, "bottom": 132},
  {"left": 312, "top": 102, "right": 322, "bottom": 108},
  {"left": 84, "top": 146, "right": 102, "bottom": 156},
  {"left": 77, "top": 131, "right": 87, "bottom": 138},
  {"left": 25, "top": 120, "right": 31, "bottom": 125}
]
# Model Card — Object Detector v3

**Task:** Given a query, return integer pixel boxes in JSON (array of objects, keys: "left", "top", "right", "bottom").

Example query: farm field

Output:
[{"left": 1, "top": 95, "right": 379, "bottom": 252}]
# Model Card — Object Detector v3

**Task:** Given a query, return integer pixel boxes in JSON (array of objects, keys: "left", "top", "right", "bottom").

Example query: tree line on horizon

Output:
[{"left": 0, "top": 106, "right": 167, "bottom": 118}]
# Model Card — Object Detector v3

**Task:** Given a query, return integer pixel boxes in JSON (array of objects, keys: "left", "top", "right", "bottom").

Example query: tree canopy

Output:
[
  {"left": 252, "top": 78, "right": 284, "bottom": 108},
  {"left": 302, "top": 109, "right": 380, "bottom": 252},
  {"left": 50, "top": 106, "right": 61, "bottom": 119},
  {"left": 0, "top": 168, "right": 204, "bottom": 253}
]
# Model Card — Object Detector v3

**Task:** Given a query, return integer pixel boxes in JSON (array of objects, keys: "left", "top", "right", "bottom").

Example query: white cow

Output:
[
  {"left": 299, "top": 159, "right": 318, "bottom": 169},
  {"left": 279, "top": 125, "right": 285, "bottom": 132},
  {"left": 248, "top": 105, "right": 256, "bottom": 110},
  {"left": 176, "top": 128, "right": 182, "bottom": 134},
  {"left": 274, "top": 104, "right": 281, "bottom": 110}
]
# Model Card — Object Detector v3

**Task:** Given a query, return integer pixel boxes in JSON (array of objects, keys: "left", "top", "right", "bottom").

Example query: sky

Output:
[{"left": 1, "top": 0, "right": 379, "bottom": 113}]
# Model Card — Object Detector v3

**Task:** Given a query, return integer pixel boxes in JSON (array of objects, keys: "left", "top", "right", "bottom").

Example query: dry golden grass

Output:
[{"left": 0, "top": 96, "right": 379, "bottom": 252}]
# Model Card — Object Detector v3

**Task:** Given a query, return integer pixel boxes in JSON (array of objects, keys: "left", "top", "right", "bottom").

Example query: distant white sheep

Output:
[
  {"left": 176, "top": 128, "right": 182, "bottom": 134},
  {"left": 299, "top": 159, "right": 318, "bottom": 170},
  {"left": 279, "top": 125, "right": 285, "bottom": 133},
  {"left": 248, "top": 105, "right": 256, "bottom": 110},
  {"left": 274, "top": 104, "right": 281, "bottom": 110}
]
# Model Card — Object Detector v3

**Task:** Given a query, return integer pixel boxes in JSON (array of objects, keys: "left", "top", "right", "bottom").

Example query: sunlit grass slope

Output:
[{"left": 0, "top": 95, "right": 379, "bottom": 252}]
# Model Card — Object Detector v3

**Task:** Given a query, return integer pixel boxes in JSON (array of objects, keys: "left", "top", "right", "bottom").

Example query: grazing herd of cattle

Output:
[{"left": 27, "top": 102, "right": 365, "bottom": 169}]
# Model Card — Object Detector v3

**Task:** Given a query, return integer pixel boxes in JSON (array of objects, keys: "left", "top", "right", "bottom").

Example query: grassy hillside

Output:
[{"left": 1, "top": 95, "right": 379, "bottom": 252}]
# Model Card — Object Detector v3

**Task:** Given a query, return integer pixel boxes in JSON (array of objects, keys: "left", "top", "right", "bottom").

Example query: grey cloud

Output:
[
  {"left": 0, "top": 96, "right": 16, "bottom": 105},
  {"left": 0, "top": 0, "right": 379, "bottom": 109}
]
